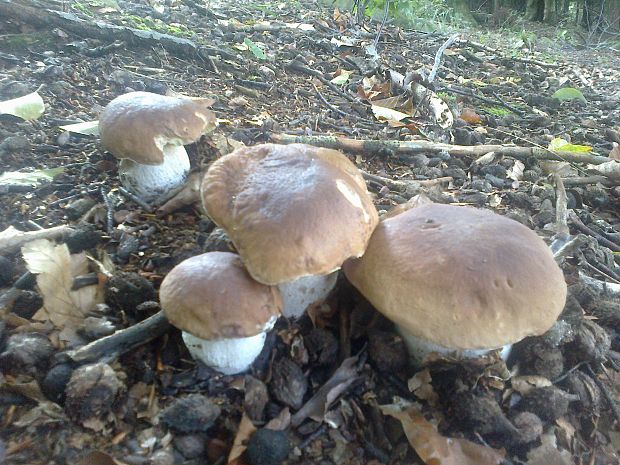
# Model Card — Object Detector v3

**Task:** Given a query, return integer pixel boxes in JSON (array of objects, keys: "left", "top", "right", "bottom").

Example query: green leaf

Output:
[
  {"left": 552, "top": 87, "right": 586, "bottom": 103},
  {"left": 243, "top": 38, "right": 268, "bottom": 61},
  {"left": 548, "top": 138, "right": 592, "bottom": 153},
  {"left": 0, "top": 167, "right": 65, "bottom": 186},
  {"left": 330, "top": 71, "right": 351, "bottom": 85},
  {"left": 0, "top": 91, "right": 45, "bottom": 121},
  {"left": 59, "top": 120, "right": 100, "bottom": 136}
]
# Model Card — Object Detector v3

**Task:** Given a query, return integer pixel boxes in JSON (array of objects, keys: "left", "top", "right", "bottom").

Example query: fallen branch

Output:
[
  {"left": 270, "top": 133, "right": 610, "bottom": 165},
  {"left": 66, "top": 310, "right": 170, "bottom": 364},
  {"left": 0, "top": 225, "right": 72, "bottom": 256},
  {"left": 361, "top": 171, "right": 452, "bottom": 197},
  {"left": 0, "top": 0, "right": 230, "bottom": 70}
]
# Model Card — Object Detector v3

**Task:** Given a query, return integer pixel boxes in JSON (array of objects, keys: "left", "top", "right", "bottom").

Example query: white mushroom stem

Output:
[
  {"left": 278, "top": 272, "right": 338, "bottom": 319},
  {"left": 118, "top": 144, "right": 190, "bottom": 205},
  {"left": 181, "top": 314, "right": 278, "bottom": 375},
  {"left": 395, "top": 326, "right": 512, "bottom": 367}
]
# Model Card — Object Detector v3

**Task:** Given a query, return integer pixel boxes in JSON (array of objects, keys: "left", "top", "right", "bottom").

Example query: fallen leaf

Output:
[
  {"left": 291, "top": 356, "right": 360, "bottom": 427},
  {"left": 588, "top": 160, "right": 620, "bottom": 181},
  {"left": 78, "top": 451, "right": 127, "bottom": 465},
  {"left": 22, "top": 239, "right": 104, "bottom": 342},
  {"left": 243, "top": 38, "right": 268, "bottom": 61},
  {"left": 511, "top": 375, "right": 552, "bottom": 395},
  {"left": 526, "top": 431, "right": 572, "bottom": 465},
  {"left": 59, "top": 120, "right": 100, "bottom": 136},
  {"left": 552, "top": 87, "right": 586, "bottom": 104},
  {"left": 379, "top": 398, "right": 505, "bottom": 465},
  {"left": 548, "top": 138, "right": 592, "bottom": 153},
  {"left": 0, "top": 91, "right": 45, "bottom": 120},
  {"left": 0, "top": 167, "right": 65, "bottom": 187},
  {"left": 408, "top": 369, "right": 439, "bottom": 405},
  {"left": 265, "top": 407, "right": 291, "bottom": 431},
  {"left": 371, "top": 105, "right": 410, "bottom": 122},
  {"left": 506, "top": 160, "right": 525, "bottom": 181},
  {"left": 228, "top": 413, "right": 256, "bottom": 465},
  {"left": 460, "top": 108, "right": 482, "bottom": 124},
  {"left": 330, "top": 70, "right": 351, "bottom": 85}
]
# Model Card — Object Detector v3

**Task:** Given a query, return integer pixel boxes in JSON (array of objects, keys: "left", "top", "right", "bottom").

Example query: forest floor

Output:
[{"left": 1, "top": 1, "right": 620, "bottom": 464}]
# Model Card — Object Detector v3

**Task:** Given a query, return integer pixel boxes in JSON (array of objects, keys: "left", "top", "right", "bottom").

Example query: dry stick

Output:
[
  {"left": 428, "top": 34, "right": 458, "bottom": 83},
  {"left": 361, "top": 171, "right": 452, "bottom": 194},
  {"left": 372, "top": 0, "right": 391, "bottom": 50},
  {"left": 554, "top": 175, "right": 570, "bottom": 238},
  {"left": 585, "top": 364, "right": 620, "bottom": 426},
  {"left": 568, "top": 211, "right": 620, "bottom": 253},
  {"left": 312, "top": 84, "right": 356, "bottom": 119},
  {"left": 66, "top": 310, "right": 170, "bottom": 364},
  {"left": 270, "top": 133, "right": 610, "bottom": 165},
  {"left": 286, "top": 60, "right": 359, "bottom": 104},
  {"left": 100, "top": 188, "right": 114, "bottom": 234},
  {"left": 0, "top": 225, "right": 73, "bottom": 256},
  {"left": 117, "top": 186, "right": 154, "bottom": 212},
  {"left": 562, "top": 175, "right": 615, "bottom": 186}
]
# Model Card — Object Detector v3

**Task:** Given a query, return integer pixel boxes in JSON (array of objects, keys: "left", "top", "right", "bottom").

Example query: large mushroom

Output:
[
  {"left": 201, "top": 143, "right": 379, "bottom": 318},
  {"left": 99, "top": 91, "right": 217, "bottom": 205},
  {"left": 159, "top": 252, "right": 281, "bottom": 375},
  {"left": 343, "top": 203, "right": 567, "bottom": 365}
]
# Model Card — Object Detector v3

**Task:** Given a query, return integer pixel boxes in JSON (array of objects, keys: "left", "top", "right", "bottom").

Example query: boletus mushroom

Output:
[
  {"left": 99, "top": 91, "right": 216, "bottom": 205},
  {"left": 160, "top": 252, "right": 281, "bottom": 375},
  {"left": 343, "top": 203, "right": 567, "bottom": 365},
  {"left": 201, "top": 143, "right": 378, "bottom": 318}
]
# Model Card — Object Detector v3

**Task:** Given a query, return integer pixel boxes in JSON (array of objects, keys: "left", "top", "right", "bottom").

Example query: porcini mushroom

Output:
[
  {"left": 201, "top": 143, "right": 379, "bottom": 318},
  {"left": 159, "top": 252, "right": 281, "bottom": 375},
  {"left": 343, "top": 203, "right": 567, "bottom": 365},
  {"left": 99, "top": 91, "right": 216, "bottom": 205}
]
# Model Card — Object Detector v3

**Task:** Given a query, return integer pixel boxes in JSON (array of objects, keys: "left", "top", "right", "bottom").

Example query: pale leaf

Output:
[
  {"left": 228, "top": 413, "right": 256, "bottom": 464},
  {"left": 59, "top": 120, "right": 100, "bottom": 136},
  {"left": 371, "top": 105, "right": 410, "bottom": 122},
  {"left": 22, "top": 239, "right": 103, "bottom": 336},
  {"left": 0, "top": 91, "right": 45, "bottom": 120},
  {"left": 0, "top": 167, "right": 65, "bottom": 187}
]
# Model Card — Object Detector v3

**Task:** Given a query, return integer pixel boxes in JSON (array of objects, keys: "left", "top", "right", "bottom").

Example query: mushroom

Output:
[
  {"left": 343, "top": 203, "right": 567, "bottom": 365},
  {"left": 201, "top": 143, "right": 379, "bottom": 318},
  {"left": 159, "top": 252, "right": 281, "bottom": 375},
  {"left": 99, "top": 91, "right": 216, "bottom": 205}
]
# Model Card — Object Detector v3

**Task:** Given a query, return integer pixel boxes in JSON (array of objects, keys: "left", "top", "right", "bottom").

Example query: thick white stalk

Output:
[
  {"left": 119, "top": 144, "right": 190, "bottom": 205},
  {"left": 278, "top": 272, "right": 338, "bottom": 319}
]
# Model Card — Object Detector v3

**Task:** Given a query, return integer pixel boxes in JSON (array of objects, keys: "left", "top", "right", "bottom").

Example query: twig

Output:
[
  {"left": 428, "top": 34, "right": 458, "bottom": 83},
  {"left": 66, "top": 310, "right": 170, "bottom": 364},
  {"left": 287, "top": 59, "right": 359, "bottom": 104},
  {"left": 372, "top": 0, "right": 390, "bottom": 50},
  {"left": 270, "top": 133, "right": 610, "bottom": 165},
  {"left": 561, "top": 175, "right": 614, "bottom": 186},
  {"left": 117, "top": 186, "right": 153, "bottom": 212},
  {"left": 568, "top": 211, "right": 620, "bottom": 253},
  {"left": 100, "top": 187, "right": 114, "bottom": 234},
  {"left": 312, "top": 84, "right": 355, "bottom": 119},
  {"left": 554, "top": 175, "right": 570, "bottom": 238},
  {"left": 585, "top": 364, "right": 620, "bottom": 426}
]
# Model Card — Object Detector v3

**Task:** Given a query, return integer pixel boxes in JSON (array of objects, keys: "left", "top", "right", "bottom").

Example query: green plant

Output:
[{"left": 358, "top": 0, "right": 455, "bottom": 30}]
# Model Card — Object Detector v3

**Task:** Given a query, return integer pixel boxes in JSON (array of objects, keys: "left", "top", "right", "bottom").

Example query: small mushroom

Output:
[
  {"left": 99, "top": 91, "right": 216, "bottom": 205},
  {"left": 201, "top": 143, "right": 378, "bottom": 318},
  {"left": 159, "top": 252, "right": 281, "bottom": 375},
  {"left": 343, "top": 203, "right": 567, "bottom": 365}
]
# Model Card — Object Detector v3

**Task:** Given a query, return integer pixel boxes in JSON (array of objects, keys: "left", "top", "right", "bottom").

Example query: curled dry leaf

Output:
[
  {"left": 460, "top": 108, "right": 482, "bottom": 125},
  {"left": 408, "top": 369, "right": 439, "bottom": 406},
  {"left": 379, "top": 398, "right": 505, "bottom": 465},
  {"left": 22, "top": 239, "right": 104, "bottom": 341},
  {"left": 511, "top": 375, "right": 552, "bottom": 395},
  {"left": 228, "top": 413, "right": 256, "bottom": 465},
  {"left": 291, "top": 356, "right": 360, "bottom": 427},
  {"left": 609, "top": 142, "right": 620, "bottom": 161}
]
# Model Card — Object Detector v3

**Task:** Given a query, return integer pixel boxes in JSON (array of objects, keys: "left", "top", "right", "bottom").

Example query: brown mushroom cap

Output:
[
  {"left": 201, "top": 143, "right": 379, "bottom": 285},
  {"left": 99, "top": 92, "right": 216, "bottom": 165},
  {"left": 160, "top": 252, "right": 282, "bottom": 339},
  {"left": 343, "top": 203, "right": 567, "bottom": 349}
]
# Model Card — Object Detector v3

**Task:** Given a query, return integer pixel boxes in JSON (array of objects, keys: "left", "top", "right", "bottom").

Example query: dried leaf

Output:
[
  {"left": 228, "top": 413, "right": 256, "bottom": 465},
  {"left": 371, "top": 105, "right": 410, "bottom": 122},
  {"left": 506, "top": 160, "right": 525, "bottom": 181},
  {"left": 22, "top": 239, "right": 103, "bottom": 340},
  {"left": 609, "top": 142, "right": 620, "bottom": 161},
  {"left": 588, "top": 160, "right": 620, "bottom": 181},
  {"left": 408, "top": 369, "right": 439, "bottom": 405},
  {"left": 511, "top": 375, "right": 552, "bottom": 395},
  {"left": 330, "top": 70, "right": 351, "bottom": 85},
  {"left": 265, "top": 407, "right": 291, "bottom": 431},
  {"left": 460, "top": 108, "right": 482, "bottom": 125},
  {"left": 78, "top": 451, "right": 127, "bottom": 465},
  {"left": 379, "top": 399, "right": 504, "bottom": 465},
  {"left": 291, "top": 356, "right": 360, "bottom": 427},
  {"left": 526, "top": 432, "right": 572, "bottom": 465}
]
